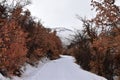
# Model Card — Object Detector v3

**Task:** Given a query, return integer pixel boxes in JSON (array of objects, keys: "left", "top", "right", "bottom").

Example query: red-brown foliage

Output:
[
  {"left": 0, "top": 0, "right": 63, "bottom": 77},
  {"left": 0, "top": 19, "right": 28, "bottom": 77},
  {"left": 68, "top": 0, "right": 120, "bottom": 80},
  {"left": 26, "top": 24, "right": 62, "bottom": 65}
]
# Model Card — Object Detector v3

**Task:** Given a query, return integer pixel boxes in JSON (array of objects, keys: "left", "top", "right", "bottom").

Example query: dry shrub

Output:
[
  {"left": 0, "top": 20, "right": 28, "bottom": 77},
  {"left": 0, "top": 0, "right": 63, "bottom": 77},
  {"left": 68, "top": 0, "right": 120, "bottom": 80},
  {"left": 26, "top": 25, "right": 62, "bottom": 65}
]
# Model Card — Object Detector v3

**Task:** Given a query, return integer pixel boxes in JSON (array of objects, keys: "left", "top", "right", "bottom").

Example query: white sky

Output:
[
  {"left": 27, "top": 0, "right": 120, "bottom": 30},
  {"left": 27, "top": 0, "right": 93, "bottom": 30}
]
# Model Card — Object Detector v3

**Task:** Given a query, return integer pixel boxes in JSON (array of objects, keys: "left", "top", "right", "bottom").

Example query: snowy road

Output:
[{"left": 0, "top": 55, "right": 107, "bottom": 80}]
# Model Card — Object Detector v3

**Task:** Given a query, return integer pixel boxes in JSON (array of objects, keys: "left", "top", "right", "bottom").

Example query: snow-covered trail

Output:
[
  {"left": 0, "top": 55, "right": 107, "bottom": 80},
  {"left": 20, "top": 55, "right": 106, "bottom": 80}
]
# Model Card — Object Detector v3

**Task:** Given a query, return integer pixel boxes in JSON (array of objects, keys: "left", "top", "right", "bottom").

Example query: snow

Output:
[
  {"left": 0, "top": 74, "right": 10, "bottom": 80},
  {"left": 0, "top": 55, "right": 107, "bottom": 80}
]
